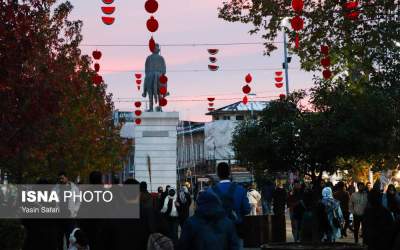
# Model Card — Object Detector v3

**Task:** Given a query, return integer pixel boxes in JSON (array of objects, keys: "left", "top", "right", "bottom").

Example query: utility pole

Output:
[{"left": 283, "top": 31, "right": 290, "bottom": 96}]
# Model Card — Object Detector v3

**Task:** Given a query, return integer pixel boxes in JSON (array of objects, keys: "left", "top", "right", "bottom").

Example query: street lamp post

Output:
[{"left": 283, "top": 31, "right": 290, "bottom": 96}]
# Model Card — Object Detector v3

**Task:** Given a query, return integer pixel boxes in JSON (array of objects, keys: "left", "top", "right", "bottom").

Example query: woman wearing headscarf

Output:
[
  {"left": 320, "top": 187, "right": 344, "bottom": 242},
  {"left": 177, "top": 185, "right": 192, "bottom": 228},
  {"left": 160, "top": 188, "right": 179, "bottom": 247}
]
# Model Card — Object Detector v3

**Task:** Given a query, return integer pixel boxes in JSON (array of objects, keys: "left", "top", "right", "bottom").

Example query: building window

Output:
[
  {"left": 236, "top": 115, "right": 244, "bottom": 120},
  {"left": 223, "top": 116, "right": 230, "bottom": 120}
]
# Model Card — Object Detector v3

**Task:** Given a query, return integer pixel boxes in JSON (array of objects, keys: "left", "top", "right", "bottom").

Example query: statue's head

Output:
[{"left": 153, "top": 43, "right": 160, "bottom": 54}]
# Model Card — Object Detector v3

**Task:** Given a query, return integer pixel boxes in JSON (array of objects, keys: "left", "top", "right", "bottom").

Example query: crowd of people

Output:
[
  {"left": 265, "top": 178, "right": 400, "bottom": 250},
  {"left": 14, "top": 165, "right": 400, "bottom": 250}
]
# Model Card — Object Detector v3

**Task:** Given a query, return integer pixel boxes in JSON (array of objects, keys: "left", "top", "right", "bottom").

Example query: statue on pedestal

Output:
[{"left": 142, "top": 44, "right": 166, "bottom": 112}]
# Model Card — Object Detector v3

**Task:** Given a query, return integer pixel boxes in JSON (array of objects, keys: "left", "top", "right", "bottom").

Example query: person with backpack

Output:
[
  {"left": 320, "top": 187, "right": 344, "bottom": 242},
  {"left": 207, "top": 162, "right": 251, "bottom": 250},
  {"left": 178, "top": 191, "right": 239, "bottom": 250}
]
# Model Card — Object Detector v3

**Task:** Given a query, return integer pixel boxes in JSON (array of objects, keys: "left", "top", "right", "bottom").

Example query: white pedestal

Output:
[{"left": 134, "top": 112, "right": 179, "bottom": 192}]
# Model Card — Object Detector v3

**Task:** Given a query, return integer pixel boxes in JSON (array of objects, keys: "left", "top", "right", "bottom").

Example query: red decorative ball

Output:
[
  {"left": 322, "top": 69, "right": 332, "bottom": 79},
  {"left": 245, "top": 73, "right": 252, "bottom": 83},
  {"left": 344, "top": 1, "right": 358, "bottom": 10},
  {"left": 159, "top": 75, "right": 168, "bottom": 84},
  {"left": 320, "top": 45, "right": 329, "bottom": 55},
  {"left": 279, "top": 94, "right": 286, "bottom": 99},
  {"left": 134, "top": 101, "right": 141, "bottom": 108},
  {"left": 207, "top": 49, "right": 219, "bottom": 55},
  {"left": 135, "top": 118, "right": 142, "bottom": 125},
  {"left": 275, "top": 82, "right": 283, "bottom": 88},
  {"left": 346, "top": 11, "right": 360, "bottom": 20},
  {"left": 145, "top": 0, "right": 158, "bottom": 13},
  {"left": 149, "top": 36, "right": 156, "bottom": 52},
  {"left": 135, "top": 73, "right": 142, "bottom": 79},
  {"left": 275, "top": 77, "right": 283, "bottom": 82},
  {"left": 209, "top": 57, "right": 217, "bottom": 63},
  {"left": 320, "top": 57, "right": 331, "bottom": 68},
  {"left": 146, "top": 16, "right": 159, "bottom": 32},
  {"left": 92, "top": 50, "right": 102, "bottom": 60},
  {"left": 159, "top": 86, "right": 167, "bottom": 95},
  {"left": 292, "top": 0, "right": 304, "bottom": 13},
  {"left": 208, "top": 64, "right": 219, "bottom": 71},
  {"left": 208, "top": 103, "right": 214, "bottom": 107},
  {"left": 275, "top": 71, "right": 283, "bottom": 76},
  {"left": 135, "top": 110, "right": 142, "bottom": 116},
  {"left": 136, "top": 79, "right": 142, "bottom": 84},
  {"left": 102, "top": 0, "right": 114, "bottom": 4},
  {"left": 101, "top": 6, "right": 116, "bottom": 15},
  {"left": 92, "top": 74, "right": 103, "bottom": 85},
  {"left": 102, "top": 16, "right": 115, "bottom": 25},
  {"left": 94, "top": 63, "right": 100, "bottom": 72},
  {"left": 242, "top": 96, "right": 248, "bottom": 104},
  {"left": 242, "top": 85, "right": 251, "bottom": 94},
  {"left": 291, "top": 16, "right": 304, "bottom": 31},
  {"left": 207, "top": 97, "right": 215, "bottom": 102},
  {"left": 159, "top": 98, "right": 167, "bottom": 107}
]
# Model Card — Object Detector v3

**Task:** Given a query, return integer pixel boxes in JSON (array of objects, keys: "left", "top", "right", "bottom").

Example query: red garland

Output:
[
  {"left": 92, "top": 50, "right": 102, "bottom": 60},
  {"left": 134, "top": 101, "right": 141, "bottom": 108},
  {"left": 146, "top": 16, "right": 159, "bottom": 32},
  {"left": 145, "top": 0, "right": 158, "bottom": 14}
]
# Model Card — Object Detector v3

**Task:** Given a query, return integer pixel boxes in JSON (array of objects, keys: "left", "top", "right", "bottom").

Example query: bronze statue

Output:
[{"left": 142, "top": 44, "right": 166, "bottom": 112}]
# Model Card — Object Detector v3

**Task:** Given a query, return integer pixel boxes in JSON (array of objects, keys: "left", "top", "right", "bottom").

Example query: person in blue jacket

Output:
[
  {"left": 178, "top": 191, "right": 239, "bottom": 250},
  {"left": 208, "top": 162, "right": 251, "bottom": 249}
]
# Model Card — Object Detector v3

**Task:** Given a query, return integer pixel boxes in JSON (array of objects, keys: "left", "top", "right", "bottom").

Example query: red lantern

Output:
[
  {"left": 94, "top": 63, "right": 100, "bottom": 72},
  {"left": 208, "top": 65, "right": 219, "bottom": 71},
  {"left": 275, "top": 77, "right": 283, "bottom": 82},
  {"left": 245, "top": 73, "right": 252, "bottom": 83},
  {"left": 242, "top": 85, "right": 251, "bottom": 94},
  {"left": 320, "top": 57, "right": 331, "bottom": 68},
  {"left": 322, "top": 69, "right": 332, "bottom": 79},
  {"left": 92, "top": 74, "right": 103, "bottom": 85},
  {"left": 134, "top": 101, "right": 141, "bottom": 108},
  {"left": 346, "top": 11, "right": 360, "bottom": 20},
  {"left": 135, "top": 73, "right": 142, "bottom": 79},
  {"left": 208, "top": 108, "right": 215, "bottom": 112},
  {"left": 135, "top": 118, "right": 142, "bottom": 125},
  {"left": 275, "top": 82, "right": 284, "bottom": 88},
  {"left": 145, "top": 0, "right": 158, "bottom": 13},
  {"left": 136, "top": 79, "right": 142, "bottom": 84},
  {"left": 208, "top": 103, "right": 214, "bottom": 107},
  {"left": 102, "top": 0, "right": 114, "bottom": 4},
  {"left": 209, "top": 57, "right": 217, "bottom": 63},
  {"left": 320, "top": 45, "right": 329, "bottom": 55},
  {"left": 101, "top": 6, "right": 116, "bottom": 15},
  {"left": 275, "top": 71, "right": 283, "bottom": 76},
  {"left": 159, "top": 86, "right": 167, "bottom": 95},
  {"left": 159, "top": 75, "right": 168, "bottom": 84},
  {"left": 344, "top": 1, "right": 358, "bottom": 10},
  {"left": 102, "top": 16, "right": 115, "bottom": 25},
  {"left": 291, "top": 16, "right": 304, "bottom": 31},
  {"left": 159, "top": 98, "right": 167, "bottom": 107},
  {"left": 92, "top": 50, "right": 102, "bottom": 60},
  {"left": 146, "top": 16, "right": 159, "bottom": 32},
  {"left": 149, "top": 36, "right": 156, "bottom": 52},
  {"left": 207, "top": 49, "right": 219, "bottom": 55},
  {"left": 135, "top": 110, "right": 142, "bottom": 116},
  {"left": 242, "top": 96, "right": 248, "bottom": 105},
  {"left": 137, "top": 85, "right": 141, "bottom": 90},
  {"left": 292, "top": 0, "right": 304, "bottom": 13},
  {"left": 279, "top": 94, "right": 286, "bottom": 99},
  {"left": 207, "top": 97, "right": 215, "bottom": 102}
]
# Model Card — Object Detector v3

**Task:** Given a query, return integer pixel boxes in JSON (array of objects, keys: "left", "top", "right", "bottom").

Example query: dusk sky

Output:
[{"left": 70, "top": 0, "right": 315, "bottom": 121}]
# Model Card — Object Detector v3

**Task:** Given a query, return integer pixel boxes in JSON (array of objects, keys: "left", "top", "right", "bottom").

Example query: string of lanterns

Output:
[
  {"left": 207, "top": 49, "right": 219, "bottom": 71},
  {"left": 320, "top": 45, "right": 332, "bottom": 80},
  {"left": 135, "top": 73, "right": 142, "bottom": 90},
  {"left": 145, "top": 0, "right": 159, "bottom": 53},
  {"left": 242, "top": 73, "right": 252, "bottom": 105},
  {"left": 92, "top": 50, "right": 103, "bottom": 85},
  {"left": 207, "top": 97, "right": 215, "bottom": 112},
  {"left": 274, "top": 71, "right": 286, "bottom": 99},
  {"left": 134, "top": 101, "right": 142, "bottom": 125},
  {"left": 159, "top": 74, "right": 168, "bottom": 107},
  {"left": 344, "top": 1, "right": 360, "bottom": 20},
  {"left": 101, "top": 0, "right": 116, "bottom": 25},
  {"left": 290, "top": 0, "right": 304, "bottom": 49}
]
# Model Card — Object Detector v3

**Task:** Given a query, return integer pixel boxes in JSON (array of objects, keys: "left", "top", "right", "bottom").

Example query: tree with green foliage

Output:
[{"left": 0, "top": 0, "right": 129, "bottom": 182}]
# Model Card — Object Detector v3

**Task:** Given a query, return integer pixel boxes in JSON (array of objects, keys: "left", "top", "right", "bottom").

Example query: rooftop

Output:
[{"left": 206, "top": 101, "right": 269, "bottom": 115}]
